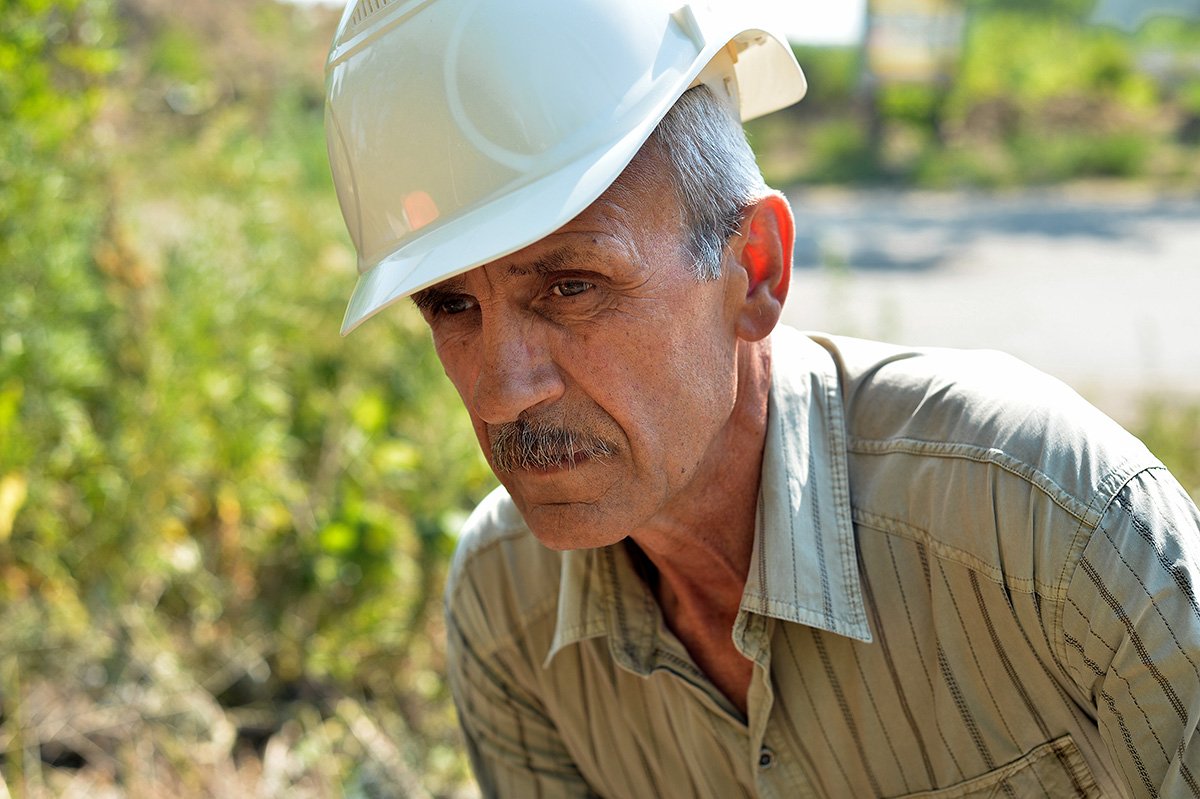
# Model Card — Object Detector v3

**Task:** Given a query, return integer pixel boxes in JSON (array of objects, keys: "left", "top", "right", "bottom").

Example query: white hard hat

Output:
[{"left": 325, "top": 0, "right": 806, "bottom": 334}]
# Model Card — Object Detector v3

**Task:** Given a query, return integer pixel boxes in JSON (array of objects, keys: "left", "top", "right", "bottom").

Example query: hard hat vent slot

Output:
[
  {"left": 343, "top": 0, "right": 429, "bottom": 41},
  {"left": 348, "top": 0, "right": 396, "bottom": 32}
]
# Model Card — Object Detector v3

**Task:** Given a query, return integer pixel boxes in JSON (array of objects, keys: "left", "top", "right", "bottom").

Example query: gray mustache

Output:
[{"left": 489, "top": 419, "right": 617, "bottom": 472}]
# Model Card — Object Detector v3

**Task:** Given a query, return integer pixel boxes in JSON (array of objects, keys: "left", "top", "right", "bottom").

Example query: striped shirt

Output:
[{"left": 445, "top": 327, "right": 1200, "bottom": 798}]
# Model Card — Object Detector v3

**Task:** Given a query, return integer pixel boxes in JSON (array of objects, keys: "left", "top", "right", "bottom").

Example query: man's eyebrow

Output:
[
  {"left": 411, "top": 245, "right": 591, "bottom": 309},
  {"left": 410, "top": 279, "right": 464, "bottom": 311},
  {"left": 505, "top": 245, "right": 584, "bottom": 277}
]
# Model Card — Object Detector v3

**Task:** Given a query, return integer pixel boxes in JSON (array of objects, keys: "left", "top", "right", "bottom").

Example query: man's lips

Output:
[{"left": 511, "top": 449, "right": 597, "bottom": 474}]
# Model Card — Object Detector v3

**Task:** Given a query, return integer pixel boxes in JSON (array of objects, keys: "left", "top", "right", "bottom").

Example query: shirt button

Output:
[{"left": 758, "top": 747, "right": 775, "bottom": 769}]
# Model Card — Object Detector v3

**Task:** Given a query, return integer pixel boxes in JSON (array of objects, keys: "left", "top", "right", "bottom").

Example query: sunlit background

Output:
[{"left": 2, "top": 0, "right": 1198, "bottom": 796}]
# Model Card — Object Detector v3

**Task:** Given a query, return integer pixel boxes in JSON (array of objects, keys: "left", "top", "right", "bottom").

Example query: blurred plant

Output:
[
  {"left": 790, "top": 44, "right": 862, "bottom": 109},
  {"left": 1, "top": 0, "right": 492, "bottom": 795},
  {"left": 1135, "top": 400, "right": 1200, "bottom": 503},
  {"left": 757, "top": 7, "right": 1200, "bottom": 188}
]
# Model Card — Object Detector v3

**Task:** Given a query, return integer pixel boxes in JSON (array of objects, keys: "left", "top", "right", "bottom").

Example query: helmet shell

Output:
[{"left": 325, "top": 0, "right": 806, "bottom": 334}]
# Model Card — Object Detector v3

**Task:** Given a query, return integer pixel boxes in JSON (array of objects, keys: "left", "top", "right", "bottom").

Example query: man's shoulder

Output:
[
  {"left": 809, "top": 332, "right": 1157, "bottom": 490},
  {"left": 444, "top": 486, "right": 562, "bottom": 655},
  {"left": 804, "top": 333, "right": 1160, "bottom": 577}
]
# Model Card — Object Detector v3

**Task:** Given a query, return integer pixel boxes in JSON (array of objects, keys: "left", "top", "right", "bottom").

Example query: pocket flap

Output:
[{"left": 891, "top": 735, "right": 1102, "bottom": 798}]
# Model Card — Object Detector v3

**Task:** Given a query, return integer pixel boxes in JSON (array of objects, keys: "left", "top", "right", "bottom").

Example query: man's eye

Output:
[
  {"left": 549, "top": 280, "right": 593, "bottom": 298},
  {"left": 437, "top": 295, "right": 477, "bottom": 315}
]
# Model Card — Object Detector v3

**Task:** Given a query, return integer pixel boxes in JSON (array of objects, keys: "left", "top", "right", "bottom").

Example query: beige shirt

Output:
[{"left": 445, "top": 327, "right": 1200, "bottom": 798}]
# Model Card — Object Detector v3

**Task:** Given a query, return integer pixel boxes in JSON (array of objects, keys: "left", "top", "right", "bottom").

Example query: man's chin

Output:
[
  {"left": 494, "top": 464, "right": 634, "bottom": 549},
  {"left": 516, "top": 500, "right": 631, "bottom": 552}
]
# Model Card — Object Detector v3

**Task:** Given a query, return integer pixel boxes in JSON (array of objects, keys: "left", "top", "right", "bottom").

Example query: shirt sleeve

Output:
[
  {"left": 445, "top": 605, "right": 596, "bottom": 799},
  {"left": 1062, "top": 467, "right": 1200, "bottom": 798}
]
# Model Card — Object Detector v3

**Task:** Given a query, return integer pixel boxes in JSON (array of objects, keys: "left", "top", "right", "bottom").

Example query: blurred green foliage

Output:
[
  {"left": 1136, "top": 401, "right": 1200, "bottom": 503},
  {"left": 751, "top": 8, "right": 1200, "bottom": 188},
  {"left": 1, "top": 0, "right": 492, "bottom": 794},
  {"left": 790, "top": 45, "right": 862, "bottom": 108}
]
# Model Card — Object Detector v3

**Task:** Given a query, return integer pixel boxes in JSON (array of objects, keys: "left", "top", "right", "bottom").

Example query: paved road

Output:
[{"left": 780, "top": 186, "right": 1200, "bottom": 422}]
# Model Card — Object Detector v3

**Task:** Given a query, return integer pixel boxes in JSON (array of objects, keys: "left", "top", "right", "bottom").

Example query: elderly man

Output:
[{"left": 324, "top": 1, "right": 1200, "bottom": 796}]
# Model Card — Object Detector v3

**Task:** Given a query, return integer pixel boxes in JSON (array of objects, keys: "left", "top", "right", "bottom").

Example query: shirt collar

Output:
[
  {"left": 740, "top": 327, "right": 872, "bottom": 642},
  {"left": 544, "top": 327, "right": 871, "bottom": 666}
]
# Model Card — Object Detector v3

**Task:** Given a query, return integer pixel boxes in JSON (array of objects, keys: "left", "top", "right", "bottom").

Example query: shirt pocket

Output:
[{"left": 889, "top": 735, "right": 1103, "bottom": 798}]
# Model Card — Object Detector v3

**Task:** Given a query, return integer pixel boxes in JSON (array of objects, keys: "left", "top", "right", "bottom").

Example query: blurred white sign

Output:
[{"left": 866, "top": 0, "right": 965, "bottom": 83}]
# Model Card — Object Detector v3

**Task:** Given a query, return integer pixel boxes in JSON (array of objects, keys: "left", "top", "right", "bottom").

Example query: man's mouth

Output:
[{"left": 519, "top": 449, "right": 593, "bottom": 473}]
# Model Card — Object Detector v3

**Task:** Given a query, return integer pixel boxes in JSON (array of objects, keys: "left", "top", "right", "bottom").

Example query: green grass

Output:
[{"left": 1135, "top": 400, "right": 1200, "bottom": 503}]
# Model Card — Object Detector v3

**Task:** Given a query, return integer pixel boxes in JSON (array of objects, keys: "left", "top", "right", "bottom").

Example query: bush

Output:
[
  {"left": 1135, "top": 400, "right": 1200, "bottom": 503},
  {"left": 1011, "top": 130, "right": 1150, "bottom": 180},
  {"left": 790, "top": 45, "right": 861, "bottom": 109},
  {"left": 801, "top": 118, "right": 885, "bottom": 184},
  {"left": 1, "top": 1, "right": 492, "bottom": 795}
]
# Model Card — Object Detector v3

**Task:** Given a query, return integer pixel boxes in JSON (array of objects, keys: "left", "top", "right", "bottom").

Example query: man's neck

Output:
[{"left": 627, "top": 339, "right": 773, "bottom": 717}]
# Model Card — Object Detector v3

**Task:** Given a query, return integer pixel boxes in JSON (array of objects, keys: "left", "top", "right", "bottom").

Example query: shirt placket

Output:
[{"left": 738, "top": 611, "right": 820, "bottom": 799}]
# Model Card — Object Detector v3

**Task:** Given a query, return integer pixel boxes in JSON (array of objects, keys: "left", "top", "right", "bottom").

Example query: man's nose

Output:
[{"left": 470, "top": 313, "right": 563, "bottom": 424}]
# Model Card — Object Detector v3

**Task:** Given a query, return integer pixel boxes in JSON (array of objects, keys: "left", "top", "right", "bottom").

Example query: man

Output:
[{"left": 324, "top": 1, "right": 1200, "bottom": 796}]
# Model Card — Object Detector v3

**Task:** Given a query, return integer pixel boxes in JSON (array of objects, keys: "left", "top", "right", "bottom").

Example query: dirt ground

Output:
[{"left": 781, "top": 185, "right": 1200, "bottom": 423}]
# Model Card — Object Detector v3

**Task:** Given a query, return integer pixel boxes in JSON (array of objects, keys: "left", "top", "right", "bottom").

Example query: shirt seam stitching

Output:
[
  {"left": 1053, "top": 465, "right": 1166, "bottom": 683},
  {"left": 852, "top": 508, "right": 1041, "bottom": 595},
  {"left": 848, "top": 436, "right": 1098, "bottom": 525}
]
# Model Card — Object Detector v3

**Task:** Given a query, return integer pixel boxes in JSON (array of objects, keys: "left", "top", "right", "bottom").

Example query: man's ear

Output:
[{"left": 728, "top": 193, "right": 793, "bottom": 342}]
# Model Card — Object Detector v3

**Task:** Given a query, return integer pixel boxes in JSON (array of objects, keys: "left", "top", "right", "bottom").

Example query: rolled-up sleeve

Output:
[{"left": 1063, "top": 467, "right": 1200, "bottom": 798}]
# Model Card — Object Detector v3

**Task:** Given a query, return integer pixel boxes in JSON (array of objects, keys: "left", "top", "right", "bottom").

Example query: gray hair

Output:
[{"left": 645, "top": 85, "right": 769, "bottom": 280}]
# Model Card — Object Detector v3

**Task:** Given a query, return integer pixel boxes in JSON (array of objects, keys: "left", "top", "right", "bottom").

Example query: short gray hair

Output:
[{"left": 646, "top": 85, "right": 769, "bottom": 279}]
